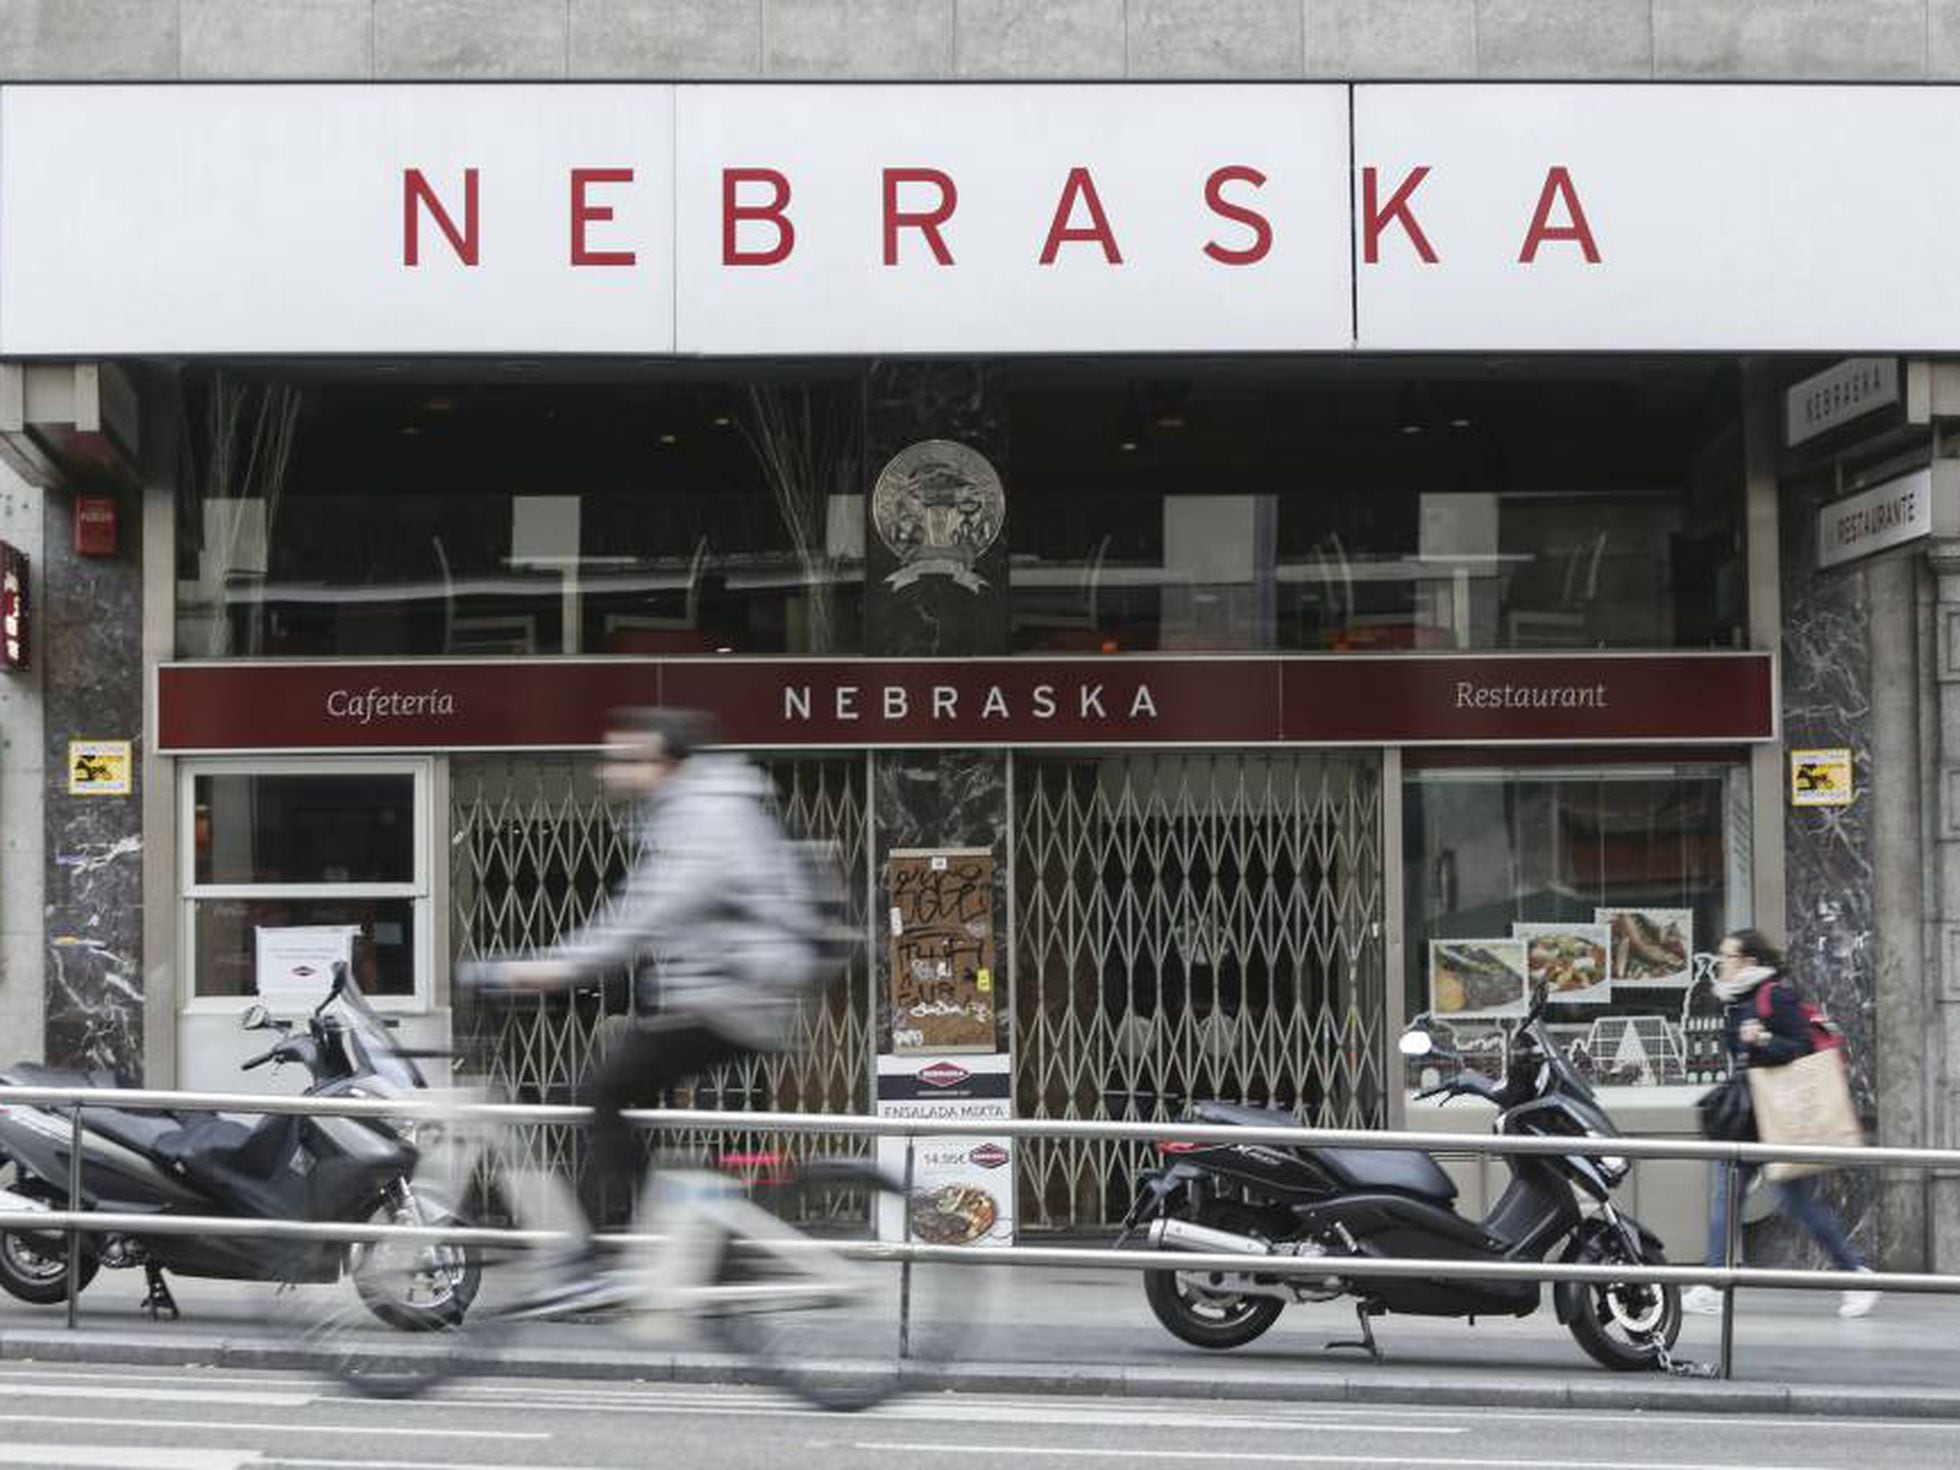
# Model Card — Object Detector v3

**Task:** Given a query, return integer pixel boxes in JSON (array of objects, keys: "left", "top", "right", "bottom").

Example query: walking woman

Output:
[{"left": 1682, "top": 928, "right": 1879, "bottom": 1319}]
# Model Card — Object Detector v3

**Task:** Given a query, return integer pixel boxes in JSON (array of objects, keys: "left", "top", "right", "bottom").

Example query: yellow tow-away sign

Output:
[
  {"left": 68, "top": 739, "right": 132, "bottom": 796},
  {"left": 1790, "top": 748, "right": 1853, "bottom": 807}
]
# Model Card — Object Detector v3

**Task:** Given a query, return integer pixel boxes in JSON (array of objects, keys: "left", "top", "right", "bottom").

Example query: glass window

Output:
[
  {"left": 194, "top": 773, "right": 415, "bottom": 885},
  {"left": 175, "top": 373, "right": 865, "bottom": 659},
  {"left": 192, "top": 898, "right": 417, "bottom": 999},
  {"left": 1401, "top": 762, "right": 1748, "bottom": 1089},
  {"left": 182, "top": 761, "right": 430, "bottom": 1007},
  {"left": 1004, "top": 359, "right": 1745, "bottom": 655}
]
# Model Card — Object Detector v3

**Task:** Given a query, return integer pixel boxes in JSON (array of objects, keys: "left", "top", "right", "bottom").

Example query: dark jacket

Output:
[{"left": 1722, "top": 972, "right": 1812, "bottom": 1070}]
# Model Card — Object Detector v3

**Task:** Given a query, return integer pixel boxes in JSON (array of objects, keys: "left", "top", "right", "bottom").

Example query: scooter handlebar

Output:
[{"left": 240, "top": 1048, "right": 280, "bottom": 1071}]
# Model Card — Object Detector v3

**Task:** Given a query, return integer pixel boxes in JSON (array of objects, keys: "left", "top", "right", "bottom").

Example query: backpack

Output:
[
  {"left": 1756, "top": 980, "right": 1845, "bottom": 1057},
  {"left": 767, "top": 836, "right": 856, "bottom": 997}
]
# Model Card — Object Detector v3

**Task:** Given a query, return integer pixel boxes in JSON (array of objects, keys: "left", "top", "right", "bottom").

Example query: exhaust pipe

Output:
[{"left": 1146, "top": 1216, "right": 1273, "bottom": 1257}]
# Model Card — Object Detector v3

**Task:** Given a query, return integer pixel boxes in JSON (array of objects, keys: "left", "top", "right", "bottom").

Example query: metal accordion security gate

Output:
[
  {"left": 449, "top": 747, "right": 1385, "bottom": 1233},
  {"left": 448, "top": 752, "right": 873, "bottom": 1192},
  {"left": 1011, "top": 752, "right": 1387, "bottom": 1231}
]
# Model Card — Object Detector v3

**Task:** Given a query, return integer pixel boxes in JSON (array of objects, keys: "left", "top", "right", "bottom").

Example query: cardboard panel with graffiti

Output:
[{"left": 888, "top": 848, "right": 997, "bottom": 1055}]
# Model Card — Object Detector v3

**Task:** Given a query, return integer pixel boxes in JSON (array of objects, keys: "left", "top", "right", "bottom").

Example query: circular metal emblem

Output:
[{"left": 871, "top": 439, "right": 1004, "bottom": 593}]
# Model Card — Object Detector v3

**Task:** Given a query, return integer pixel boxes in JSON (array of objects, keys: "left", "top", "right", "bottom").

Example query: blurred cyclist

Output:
[{"left": 472, "top": 706, "right": 815, "bottom": 1311}]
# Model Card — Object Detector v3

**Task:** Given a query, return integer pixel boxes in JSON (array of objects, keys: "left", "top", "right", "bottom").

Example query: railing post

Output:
[
  {"left": 1719, "top": 1153, "right": 1743, "bottom": 1380},
  {"left": 898, "top": 1132, "right": 916, "bottom": 1361},
  {"left": 65, "top": 1104, "right": 84, "bottom": 1330}
]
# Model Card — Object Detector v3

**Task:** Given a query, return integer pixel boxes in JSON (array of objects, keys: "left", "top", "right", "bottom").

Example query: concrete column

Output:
[
  {"left": 1921, "top": 542, "right": 1960, "bottom": 1268},
  {"left": 1742, "top": 361, "right": 1785, "bottom": 938},
  {"left": 0, "top": 462, "right": 44, "bottom": 1067},
  {"left": 1869, "top": 548, "right": 1932, "bottom": 1267}
]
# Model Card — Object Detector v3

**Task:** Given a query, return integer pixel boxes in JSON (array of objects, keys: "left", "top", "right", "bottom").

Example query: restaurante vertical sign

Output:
[{"left": 0, "top": 542, "right": 28, "bottom": 671}]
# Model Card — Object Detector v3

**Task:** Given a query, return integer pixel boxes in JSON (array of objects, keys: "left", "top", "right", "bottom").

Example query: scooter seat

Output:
[
  {"left": 154, "top": 1114, "right": 298, "bottom": 1184},
  {"left": 1190, "top": 1101, "right": 1300, "bottom": 1131},
  {"left": 1188, "top": 1101, "right": 1457, "bottom": 1202},
  {"left": 82, "top": 1107, "right": 186, "bottom": 1160},
  {"left": 1314, "top": 1147, "right": 1457, "bottom": 1202}
]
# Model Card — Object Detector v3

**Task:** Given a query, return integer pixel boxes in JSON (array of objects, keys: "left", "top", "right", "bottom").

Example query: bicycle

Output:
[{"left": 301, "top": 1063, "right": 959, "bottom": 1411}]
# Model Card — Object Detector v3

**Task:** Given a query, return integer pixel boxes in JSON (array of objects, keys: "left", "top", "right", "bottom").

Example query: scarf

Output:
[{"left": 1713, "top": 964, "right": 1775, "bottom": 1003}]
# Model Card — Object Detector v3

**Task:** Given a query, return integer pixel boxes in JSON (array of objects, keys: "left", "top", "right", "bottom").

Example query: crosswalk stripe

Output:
[{"left": 0, "top": 1448, "right": 257, "bottom": 1469}]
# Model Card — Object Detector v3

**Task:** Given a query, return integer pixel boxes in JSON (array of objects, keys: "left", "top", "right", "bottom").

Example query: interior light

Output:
[
  {"left": 712, "top": 415, "right": 732, "bottom": 428},
  {"left": 715, "top": 645, "right": 734, "bottom": 655},
  {"left": 1448, "top": 417, "right": 1472, "bottom": 430},
  {"left": 1119, "top": 439, "right": 1139, "bottom": 452},
  {"left": 659, "top": 433, "right": 679, "bottom": 445}
]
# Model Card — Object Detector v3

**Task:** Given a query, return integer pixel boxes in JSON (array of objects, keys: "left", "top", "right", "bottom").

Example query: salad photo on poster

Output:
[{"left": 1511, "top": 922, "right": 1612, "bottom": 1005}]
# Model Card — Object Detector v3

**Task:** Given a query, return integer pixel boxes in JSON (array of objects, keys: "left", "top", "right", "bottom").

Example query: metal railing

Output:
[{"left": 2, "top": 1080, "right": 1955, "bottom": 1382}]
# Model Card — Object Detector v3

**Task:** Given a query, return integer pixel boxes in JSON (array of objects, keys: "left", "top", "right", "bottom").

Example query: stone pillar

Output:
[
  {"left": 1775, "top": 470, "right": 1879, "bottom": 1266},
  {"left": 1870, "top": 549, "right": 1932, "bottom": 1268},
  {"left": 863, "top": 362, "right": 1012, "bottom": 1056},
  {"left": 0, "top": 463, "right": 44, "bottom": 1068},
  {"left": 42, "top": 479, "right": 144, "bottom": 1077},
  {"left": 1923, "top": 543, "right": 1960, "bottom": 1269}
]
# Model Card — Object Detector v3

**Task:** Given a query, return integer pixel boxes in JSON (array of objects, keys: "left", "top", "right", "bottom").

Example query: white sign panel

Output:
[
  {"left": 1817, "top": 464, "right": 1958, "bottom": 570},
  {"left": 254, "top": 924, "right": 359, "bottom": 1013},
  {"left": 1786, "top": 358, "right": 1900, "bottom": 447},
  {"left": 16, "top": 84, "right": 1960, "bottom": 353},
  {"left": 875, "top": 1053, "right": 1014, "bottom": 1247},
  {"left": 674, "top": 85, "right": 1351, "bottom": 354},
  {"left": 1353, "top": 86, "right": 1960, "bottom": 351},
  {"left": 0, "top": 85, "right": 676, "bottom": 354}
]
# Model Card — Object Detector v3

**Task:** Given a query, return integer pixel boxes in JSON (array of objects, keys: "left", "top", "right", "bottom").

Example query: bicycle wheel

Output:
[
  {"left": 300, "top": 1285, "right": 490, "bottom": 1399},
  {"left": 700, "top": 1157, "right": 951, "bottom": 1413}
]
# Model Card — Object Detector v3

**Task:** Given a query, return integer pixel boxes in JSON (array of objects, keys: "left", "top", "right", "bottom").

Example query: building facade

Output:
[{"left": 0, "top": 2, "right": 1955, "bottom": 1267}]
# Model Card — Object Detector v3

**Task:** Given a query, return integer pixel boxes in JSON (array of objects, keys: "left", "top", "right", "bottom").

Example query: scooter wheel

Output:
[
  {"left": 1562, "top": 1249, "right": 1682, "bottom": 1371},
  {"left": 1143, "top": 1263, "right": 1283, "bottom": 1349},
  {"left": 0, "top": 1230, "right": 97, "bottom": 1306}
]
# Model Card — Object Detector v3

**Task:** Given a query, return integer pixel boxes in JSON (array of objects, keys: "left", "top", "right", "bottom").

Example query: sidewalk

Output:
[{"left": 5, "top": 1263, "right": 1958, "bottom": 1419}]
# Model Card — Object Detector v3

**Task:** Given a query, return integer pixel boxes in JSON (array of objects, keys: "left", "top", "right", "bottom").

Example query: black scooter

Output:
[
  {"left": 1119, "top": 993, "right": 1682, "bottom": 1371},
  {"left": 0, "top": 963, "right": 477, "bottom": 1329}
]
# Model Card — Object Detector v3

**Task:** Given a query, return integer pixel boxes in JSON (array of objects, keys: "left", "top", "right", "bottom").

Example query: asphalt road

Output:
[{"left": 0, "top": 1363, "right": 1953, "bottom": 1470}]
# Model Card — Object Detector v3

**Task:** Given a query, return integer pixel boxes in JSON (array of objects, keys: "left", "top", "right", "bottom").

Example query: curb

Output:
[{"left": 6, "top": 1329, "right": 1960, "bottom": 1420}]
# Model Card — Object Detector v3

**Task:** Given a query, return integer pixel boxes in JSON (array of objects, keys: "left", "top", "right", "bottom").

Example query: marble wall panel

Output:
[
  {"left": 41, "top": 487, "right": 144, "bottom": 1079},
  {"left": 1775, "top": 471, "right": 1878, "bottom": 1265}
]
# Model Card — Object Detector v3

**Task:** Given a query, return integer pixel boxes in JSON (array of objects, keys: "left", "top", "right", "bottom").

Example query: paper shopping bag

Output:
[{"left": 1746, "top": 1049, "right": 1863, "bottom": 1182}]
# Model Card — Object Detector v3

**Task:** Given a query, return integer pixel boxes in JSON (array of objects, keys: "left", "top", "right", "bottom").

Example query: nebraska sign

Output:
[
  {"left": 155, "top": 653, "right": 1775, "bottom": 752},
  {"left": 7, "top": 83, "right": 1958, "bottom": 353}
]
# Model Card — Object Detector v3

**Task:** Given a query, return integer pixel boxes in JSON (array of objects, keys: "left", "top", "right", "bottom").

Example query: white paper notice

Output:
[{"left": 254, "top": 924, "right": 359, "bottom": 1012}]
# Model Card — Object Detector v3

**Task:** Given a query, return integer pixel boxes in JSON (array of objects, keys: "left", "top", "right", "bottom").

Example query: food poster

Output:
[
  {"left": 874, "top": 1054, "right": 1014, "bottom": 1247},
  {"left": 1429, "top": 939, "right": 1530, "bottom": 1019},
  {"left": 887, "top": 848, "right": 997, "bottom": 1055},
  {"left": 1511, "top": 922, "right": 1612, "bottom": 1005},
  {"left": 1595, "top": 908, "right": 1693, "bottom": 988}
]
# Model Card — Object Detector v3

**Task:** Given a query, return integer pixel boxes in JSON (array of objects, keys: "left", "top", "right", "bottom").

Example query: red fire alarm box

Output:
[{"left": 74, "top": 495, "right": 117, "bottom": 557}]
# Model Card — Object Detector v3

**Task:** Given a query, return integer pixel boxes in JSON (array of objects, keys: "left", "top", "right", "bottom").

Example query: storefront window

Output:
[
  {"left": 182, "top": 760, "right": 431, "bottom": 1006},
  {"left": 1401, "top": 761, "right": 1749, "bottom": 1089},
  {"left": 1005, "top": 359, "right": 1745, "bottom": 655},
  {"left": 175, "top": 372, "right": 865, "bottom": 659}
]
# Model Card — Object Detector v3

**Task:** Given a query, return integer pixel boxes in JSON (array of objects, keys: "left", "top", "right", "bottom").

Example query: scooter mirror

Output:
[
  {"left": 240, "top": 1004, "right": 272, "bottom": 1032},
  {"left": 1397, "top": 1029, "right": 1434, "bottom": 1058}
]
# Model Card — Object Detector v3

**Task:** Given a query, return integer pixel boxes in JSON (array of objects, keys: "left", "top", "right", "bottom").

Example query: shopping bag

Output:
[
  {"left": 1746, "top": 1049, "right": 1863, "bottom": 1182},
  {"left": 1696, "top": 1075, "right": 1755, "bottom": 1142}
]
